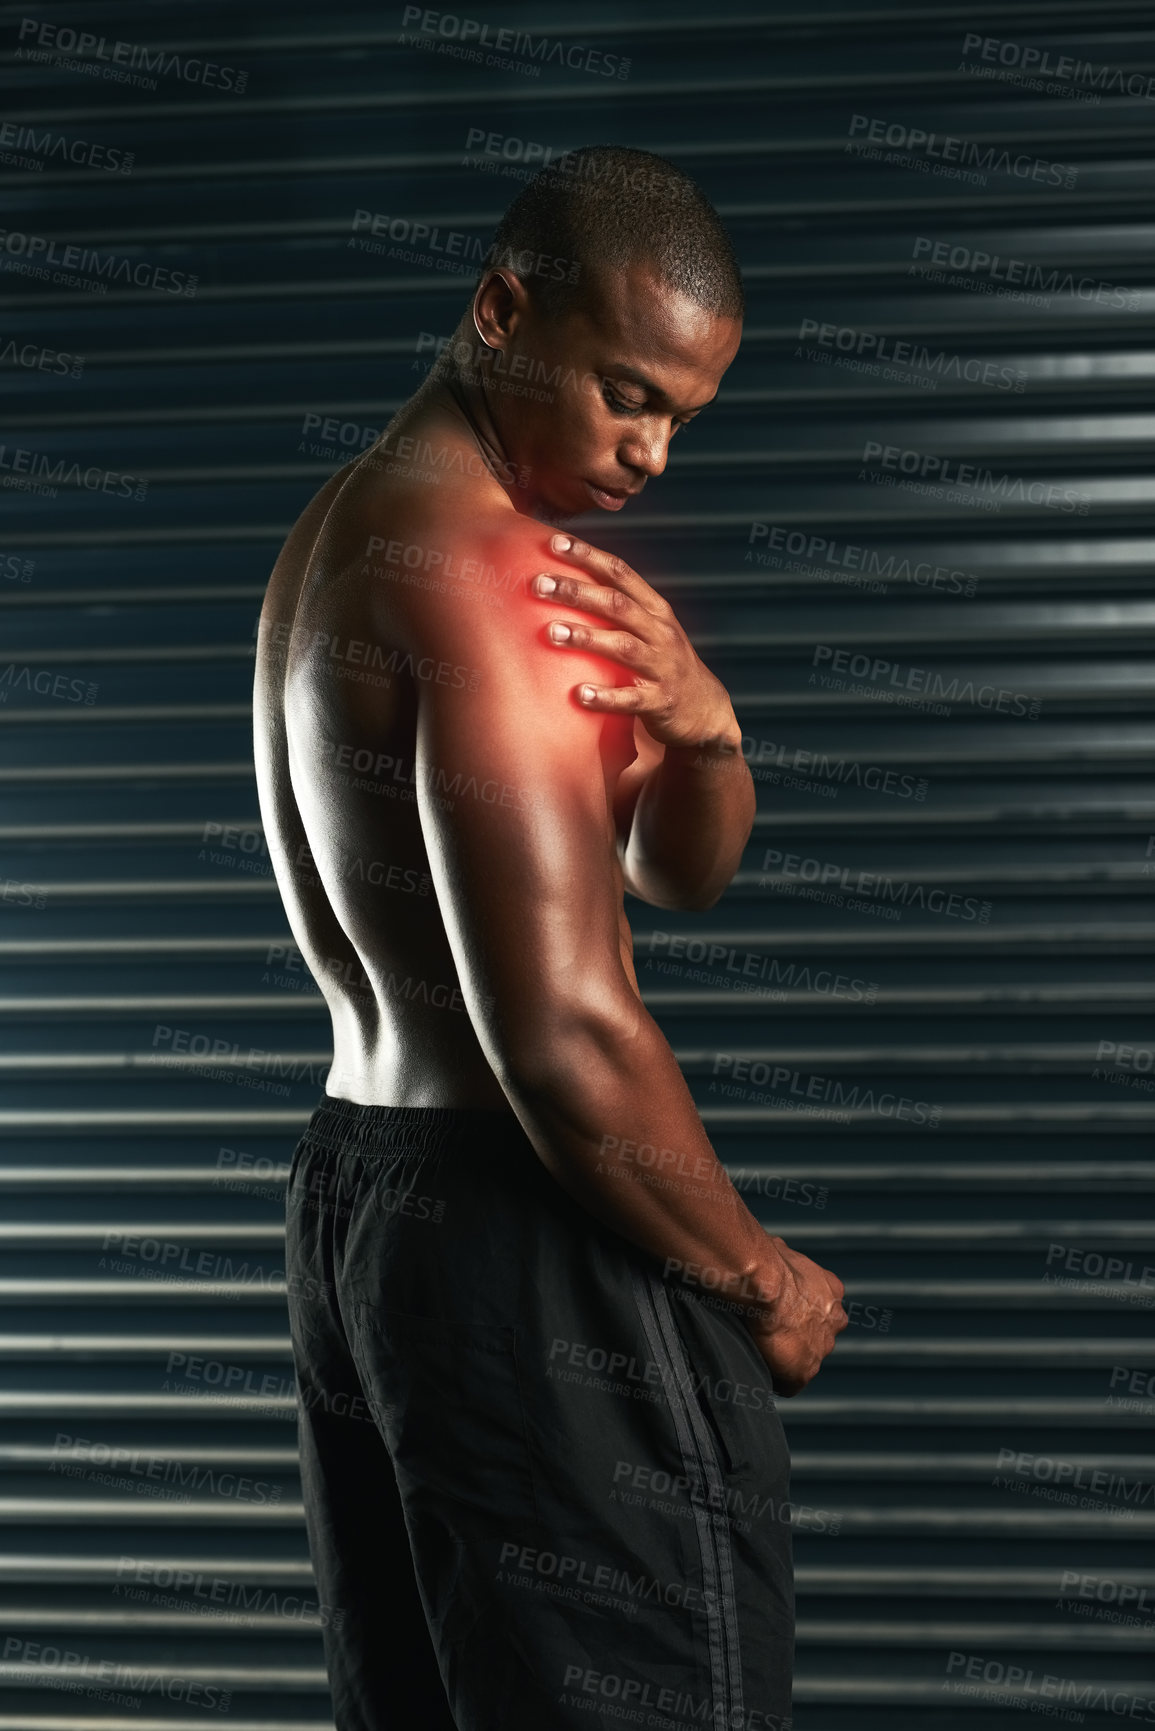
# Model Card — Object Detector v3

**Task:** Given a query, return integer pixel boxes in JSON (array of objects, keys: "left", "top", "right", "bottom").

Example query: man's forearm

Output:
[
  {"left": 502, "top": 1009, "right": 783, "bottom": 1319},
  {"left": 623, "top": 721, "right": 756, "bottom": 911}
]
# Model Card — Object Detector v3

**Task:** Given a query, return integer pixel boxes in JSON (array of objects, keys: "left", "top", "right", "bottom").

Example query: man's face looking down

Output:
[{"left": 467, "top": 256, "right": 743, "bottom": 522}]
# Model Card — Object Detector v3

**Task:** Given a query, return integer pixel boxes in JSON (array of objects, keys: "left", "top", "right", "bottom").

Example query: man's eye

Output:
[{"left": 603, "top": 387, "right": 642, "bottom": 416}]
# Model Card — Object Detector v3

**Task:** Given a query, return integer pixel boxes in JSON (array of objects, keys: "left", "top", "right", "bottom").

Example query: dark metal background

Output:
[{"left": 2, "top": 1, "right": 1154, "bottom": 1724}]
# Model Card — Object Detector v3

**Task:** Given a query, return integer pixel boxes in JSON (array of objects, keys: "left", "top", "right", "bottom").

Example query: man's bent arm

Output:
[{"left": 618, "top": 718, "right": 756, "bottom": 912}]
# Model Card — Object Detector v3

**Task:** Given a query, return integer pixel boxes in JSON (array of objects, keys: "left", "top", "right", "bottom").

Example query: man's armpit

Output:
[{"left": 610, "top": 716, "right": 661, "bottom": 842}]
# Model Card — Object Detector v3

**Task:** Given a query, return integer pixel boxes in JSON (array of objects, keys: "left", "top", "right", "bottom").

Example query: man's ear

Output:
[{"left": 471, "top": 269, "right": 529, "bottom": 354}]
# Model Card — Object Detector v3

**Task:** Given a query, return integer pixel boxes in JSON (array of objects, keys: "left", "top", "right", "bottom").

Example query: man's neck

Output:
[{"left": 419, "top": 336, "right": 562, "bottom": 526}]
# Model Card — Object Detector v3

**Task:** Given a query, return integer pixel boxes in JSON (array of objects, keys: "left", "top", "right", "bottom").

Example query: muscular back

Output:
[{"left": 253, "top": 413, "right": 645, "bottom": 1108}]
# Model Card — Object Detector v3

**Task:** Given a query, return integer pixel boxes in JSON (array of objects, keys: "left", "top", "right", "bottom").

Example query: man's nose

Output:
[{"left": 619, "top": 426, "right": 670, "bottom": 480}]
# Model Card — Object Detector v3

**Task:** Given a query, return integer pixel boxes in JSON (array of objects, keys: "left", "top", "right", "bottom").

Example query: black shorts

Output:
[{"left": 284, "top": 1093, "right": 795, "bottom": 1731}]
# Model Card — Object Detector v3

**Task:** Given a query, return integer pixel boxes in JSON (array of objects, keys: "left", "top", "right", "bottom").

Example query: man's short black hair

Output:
[{"left": 479, "top": 144, "right": 745, "bottom": 323}]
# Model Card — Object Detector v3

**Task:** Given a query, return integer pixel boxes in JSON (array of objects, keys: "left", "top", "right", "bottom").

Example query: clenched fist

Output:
[{"left": 744, "top": 1237, "right": 848, "bottom": 1397}]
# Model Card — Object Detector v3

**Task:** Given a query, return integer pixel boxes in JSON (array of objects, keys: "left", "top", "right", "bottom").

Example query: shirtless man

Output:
[{"left": 254, "top": 146, "right": 846, "bottom": 1731}]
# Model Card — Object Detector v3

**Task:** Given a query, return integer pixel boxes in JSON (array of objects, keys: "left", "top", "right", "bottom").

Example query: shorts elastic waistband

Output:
[{"left": 300, "top": 1092, "right": 524, "bottom": 1162}]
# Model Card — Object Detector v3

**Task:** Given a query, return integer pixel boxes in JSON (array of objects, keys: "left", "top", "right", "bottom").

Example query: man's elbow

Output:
[
  {"left": 490, "top": 995, "right": 647, "bottom": 1102},
  {"left": 624, "top": 866, "right": 731, "bottom": 914},
  {"left": 681, "top": 881, "right": 728, "bottom": 913}
]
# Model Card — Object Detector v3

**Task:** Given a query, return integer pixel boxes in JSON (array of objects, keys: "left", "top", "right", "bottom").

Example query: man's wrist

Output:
[
  {"left": 726, "top": 1248, "right": 787, "bottom": 1329},
  {"left": 741, "top": 1251, "right": 786, "bottom": 1315},
  {"left": 673, "top": 710, "right": 744, "bottom": 762},
  {"left": 661, "top": 1247, "right": 785, "bottom": 1315}
]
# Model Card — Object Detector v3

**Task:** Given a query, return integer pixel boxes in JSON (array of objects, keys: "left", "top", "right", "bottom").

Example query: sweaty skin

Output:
[{"left": 254, "top": 259, "right": 847, "bottom": 1394}]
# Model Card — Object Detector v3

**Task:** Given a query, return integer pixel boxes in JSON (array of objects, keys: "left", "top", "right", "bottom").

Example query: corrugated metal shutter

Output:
[{"left": 3, "top": 1, "right": 1153, "bottom": 1724}]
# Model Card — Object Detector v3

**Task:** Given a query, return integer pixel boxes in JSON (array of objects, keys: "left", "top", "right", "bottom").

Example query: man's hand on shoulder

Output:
[{"left": 528, "top": 532, "right": 743, "bottom": 754}]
